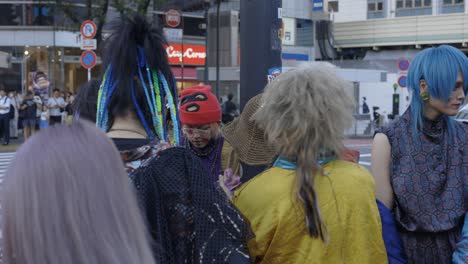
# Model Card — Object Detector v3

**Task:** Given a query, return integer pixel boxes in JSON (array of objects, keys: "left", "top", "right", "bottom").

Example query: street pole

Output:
[
  {"left": 204, "top": 0, "right": 210, "bottom": 84},
  {"left": 215, "top": 0, "right": 220, "bottom": 98},
  {"left": 240, "top": 0, "right": 282, "bottom": 109}
]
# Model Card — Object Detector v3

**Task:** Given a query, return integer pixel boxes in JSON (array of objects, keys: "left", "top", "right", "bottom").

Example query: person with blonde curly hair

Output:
[{"left": 232, "top": 65, "right": 387, "bottom": 263}]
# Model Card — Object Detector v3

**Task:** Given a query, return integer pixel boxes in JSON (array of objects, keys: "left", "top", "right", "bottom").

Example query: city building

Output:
[
  {"left": 330, "top": 0, "right": 468, "bottom": 118},
  {"left": 0, "top": 0, "right": 208, "bottom": 95}
]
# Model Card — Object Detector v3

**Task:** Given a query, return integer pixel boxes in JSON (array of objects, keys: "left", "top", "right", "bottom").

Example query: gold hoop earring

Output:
[{"left": 420, "top": 91, "right": 430, "bottom": 102}]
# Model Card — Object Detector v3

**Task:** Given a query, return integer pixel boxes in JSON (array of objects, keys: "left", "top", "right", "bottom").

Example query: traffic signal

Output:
[{"left": 392, "top": 94, "right": 400, "bottom": 116}]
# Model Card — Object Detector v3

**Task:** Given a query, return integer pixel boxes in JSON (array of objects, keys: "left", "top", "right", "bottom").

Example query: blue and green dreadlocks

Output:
[{"left": 96, "top": 15, "right": 181, "bottom": 145}]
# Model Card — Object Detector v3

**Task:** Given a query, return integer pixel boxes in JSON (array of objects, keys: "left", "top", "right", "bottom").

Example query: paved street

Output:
[
  {"left": 0, "top": 152, "right": 14, "bottom": 262},
  {"left": 0, "top": 152, "right": 15, "bottom": 182},
  {"left": 344, "top": 138, "right": 373, "bottom": 169}
]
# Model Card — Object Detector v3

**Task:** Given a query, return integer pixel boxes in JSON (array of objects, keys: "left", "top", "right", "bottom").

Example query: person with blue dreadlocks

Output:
[
  {"left": 90, "top": 14, "right": 251, "bottom": 264},
  {"left": 372, "top": 45, "right": 468, "bottom": 263}
]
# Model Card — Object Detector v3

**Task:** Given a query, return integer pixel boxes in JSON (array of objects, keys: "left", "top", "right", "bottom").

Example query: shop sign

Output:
[
  {"left": 166, "top": 44, "right": 206, "bottom": 66},
  {"left": 282, "top": 18, "right": 296, "bottom": 46}
]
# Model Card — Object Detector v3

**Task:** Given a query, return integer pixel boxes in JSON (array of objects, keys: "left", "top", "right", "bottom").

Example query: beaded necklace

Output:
[{"left": 185, "top": 137, "right": 223, "bottom": 179}]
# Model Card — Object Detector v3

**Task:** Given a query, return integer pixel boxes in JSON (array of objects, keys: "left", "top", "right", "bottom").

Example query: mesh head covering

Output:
[
  {"left": 129, "top": 147, "right": 252, "bottom": 263},
  {"left": 223, "top": 94, "right": 276, "bottom": 165}
]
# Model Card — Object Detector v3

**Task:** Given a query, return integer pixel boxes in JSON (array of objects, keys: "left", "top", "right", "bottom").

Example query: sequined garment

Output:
[
  {"left": 119, "top": 141, "right": 172, "bottom": 173},
  {"left": 378, "top": 109, "right": 468, "bottom": 264},
  {"left": 115, "top": 140, "right": 251, "bottom": 264}
]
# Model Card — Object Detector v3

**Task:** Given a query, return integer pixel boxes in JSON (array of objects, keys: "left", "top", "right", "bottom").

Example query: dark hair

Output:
[
  {"left": 228, "top": 93, "right": 234, "bottom": 101},
  {"left": 26, "top": 91, "right": 33, "bottom": 97},
  {"left": 73, "top": 80, "right": 100, "bottom": 122},
  {"left": 101, "top": 14, "right": 174, "bottom": 131},
  {"left": 53, "top": 88, "right": 60, "bottom": 93}
]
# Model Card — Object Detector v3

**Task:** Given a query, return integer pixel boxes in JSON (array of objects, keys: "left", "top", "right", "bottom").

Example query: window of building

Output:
[
  {"left": 368, "top": 0, "right": 384, "bottom": 12},
  {"left": 397, "top": 0, "right": 403, "bottom": 8},
  {"left": 329, "top": 1, "right": 339, "bottom": 12},
  {"left": 367, "top": 0, "right": 385, "bottom": 19},
  {"left": 396, "top": 0, "right": 432, "bottom": 9},
  {"left": 441, "top": 0, "right": 464, "bottom": 14},
  {"left": 443, "top": 0, "right": 464, "bottom": 5}
]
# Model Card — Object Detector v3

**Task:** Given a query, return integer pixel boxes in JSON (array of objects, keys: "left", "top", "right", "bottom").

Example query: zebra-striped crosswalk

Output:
[
  {"left": 0, "top": 152, "right": 15, "bottom": 184},
  {"left": 0, "top": 152, "right": 14, "bottom": 263}
]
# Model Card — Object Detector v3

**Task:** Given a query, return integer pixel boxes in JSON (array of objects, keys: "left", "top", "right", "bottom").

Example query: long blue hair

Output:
[{"left": 408, "top": 45, "right": 468, "bottom": 142}]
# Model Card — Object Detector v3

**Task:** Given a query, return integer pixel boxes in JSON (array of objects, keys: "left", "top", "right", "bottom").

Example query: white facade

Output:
[
  {"left": 0, "top": 28, "right": 80, "bottom": 48},
  {"left": 282, "top": 0, "right": 314, "bottom": 20},
  {"left": 332, "top": 0, "right": 368, "bottom": 22},
  {"left": 334, "top": 0, "right": 467, "bottom": 22},
  {"left": 334, "top": 13, "right": 468, "bottom": 48}
]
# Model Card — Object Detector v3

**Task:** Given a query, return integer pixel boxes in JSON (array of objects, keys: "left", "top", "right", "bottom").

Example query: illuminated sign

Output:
[{"left": 166, "top": 44, "right": 206, "bottom": 66}]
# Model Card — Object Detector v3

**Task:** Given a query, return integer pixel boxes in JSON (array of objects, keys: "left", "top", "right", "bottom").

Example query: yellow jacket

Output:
[{"left": 233, "top": 160, "right": 388, "bottom": 264}]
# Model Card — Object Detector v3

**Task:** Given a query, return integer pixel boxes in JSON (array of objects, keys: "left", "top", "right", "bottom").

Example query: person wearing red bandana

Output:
[{"left": 179, "top": 85, "right": 232, "bottom": 182}]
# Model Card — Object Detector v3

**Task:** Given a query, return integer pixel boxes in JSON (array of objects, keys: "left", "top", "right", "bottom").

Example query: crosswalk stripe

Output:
[
  {"left": 359, "top": 161, "right": 371, "bottom": 166},
  {"left": 0, "top": 152, "right": 15, "bottom": 180}
]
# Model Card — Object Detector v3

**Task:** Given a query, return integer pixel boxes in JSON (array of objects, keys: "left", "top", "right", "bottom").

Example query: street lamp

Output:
[{"left": 204, "top": 0, "right": 211, "bottom": 85}]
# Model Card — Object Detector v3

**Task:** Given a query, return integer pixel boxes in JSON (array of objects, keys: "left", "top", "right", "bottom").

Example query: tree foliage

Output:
[{"left": 53, "top": 0, "right": 169, "bottom": 43}]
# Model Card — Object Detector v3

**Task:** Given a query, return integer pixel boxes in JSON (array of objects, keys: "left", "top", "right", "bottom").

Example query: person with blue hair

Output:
[{"left": 372, "top": 45, "right": 468, "bottom": 263}]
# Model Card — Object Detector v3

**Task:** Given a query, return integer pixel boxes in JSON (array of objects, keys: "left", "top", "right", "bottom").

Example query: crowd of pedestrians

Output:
[
  {"left": 1, "top": 14, "right": 467, "bottom": 264},
  {"left": 0, "top": 87, "right": 75, "bottom": 145}
]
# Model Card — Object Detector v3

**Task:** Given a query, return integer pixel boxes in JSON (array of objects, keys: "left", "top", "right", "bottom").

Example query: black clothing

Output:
[
  {"left": 49, "top": 116, "right": 61, "bottom": 126},
  {"left": 222, "top": 101, "right": 238, "bottom": 124},
  {"left": 0, "top": 114, "right": 9, "bottom": 144},
  {"left": 363, "top": 102, "right": 370, "bottom": 114},
  {"left": 65, "top": 103, "right": 74, "bottom": 115},
  {"left": 239, "top": 161, "right": 270, "bottom": 183},
  {"left": 113, "top": 139, "right": 252, "bottom": 264},
  {"left": 20, "top": 99, "right": 37, "bottom": 120}
]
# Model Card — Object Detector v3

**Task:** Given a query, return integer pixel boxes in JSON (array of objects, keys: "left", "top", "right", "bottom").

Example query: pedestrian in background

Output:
[
  {"left": 39, "top": 105, "right": 49, "bottom": 129},
  {"left": 64, "top": 92, "right": 75, "bottom": 124},
  {"left": 2, "top": 121, "right": 155, "bottom": 264},
  {"left": 72, "top": 79, "right": 100, "bottom": 121},
  {"left": 9, "top": 90, "right": 20, "bottom": 139},
  {"left": 222, "top": 93, "right": 238, "bottom": 124},
  {"left": 362, "top": 96, "right": 370, "bottom": 114},
  {"left": 19, "top": 91, "right": 37, "bottom": 140},
  {"left": 33, "top": 92, "right": 43, "bottom": 130},
  {"left": 47, "top": 88, "right": 65, "bottom": 126},
  {"left": 0, "top": 87, "right": 11, "bottom": 145}
]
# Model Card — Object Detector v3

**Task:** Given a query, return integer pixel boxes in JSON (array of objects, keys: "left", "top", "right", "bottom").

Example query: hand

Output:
[
  {"left": 218, "top": 175, "right": 233, "bottom": 200},
  {"left": 218, "top": 168, "right": 241, "bottom": 200}
]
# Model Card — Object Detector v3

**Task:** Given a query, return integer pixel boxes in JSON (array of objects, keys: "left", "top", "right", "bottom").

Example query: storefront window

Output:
[{"left": 0, "top": 4, "right": 23, "bottom": 26}]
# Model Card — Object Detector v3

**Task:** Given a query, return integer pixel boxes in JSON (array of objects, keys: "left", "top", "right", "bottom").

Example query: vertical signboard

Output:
[
  {"left": 282, "top": 17, "right": 296, "bottom": 45},
  {"left": 312, "top": 0, "right": 324, "bottom": 11}
]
